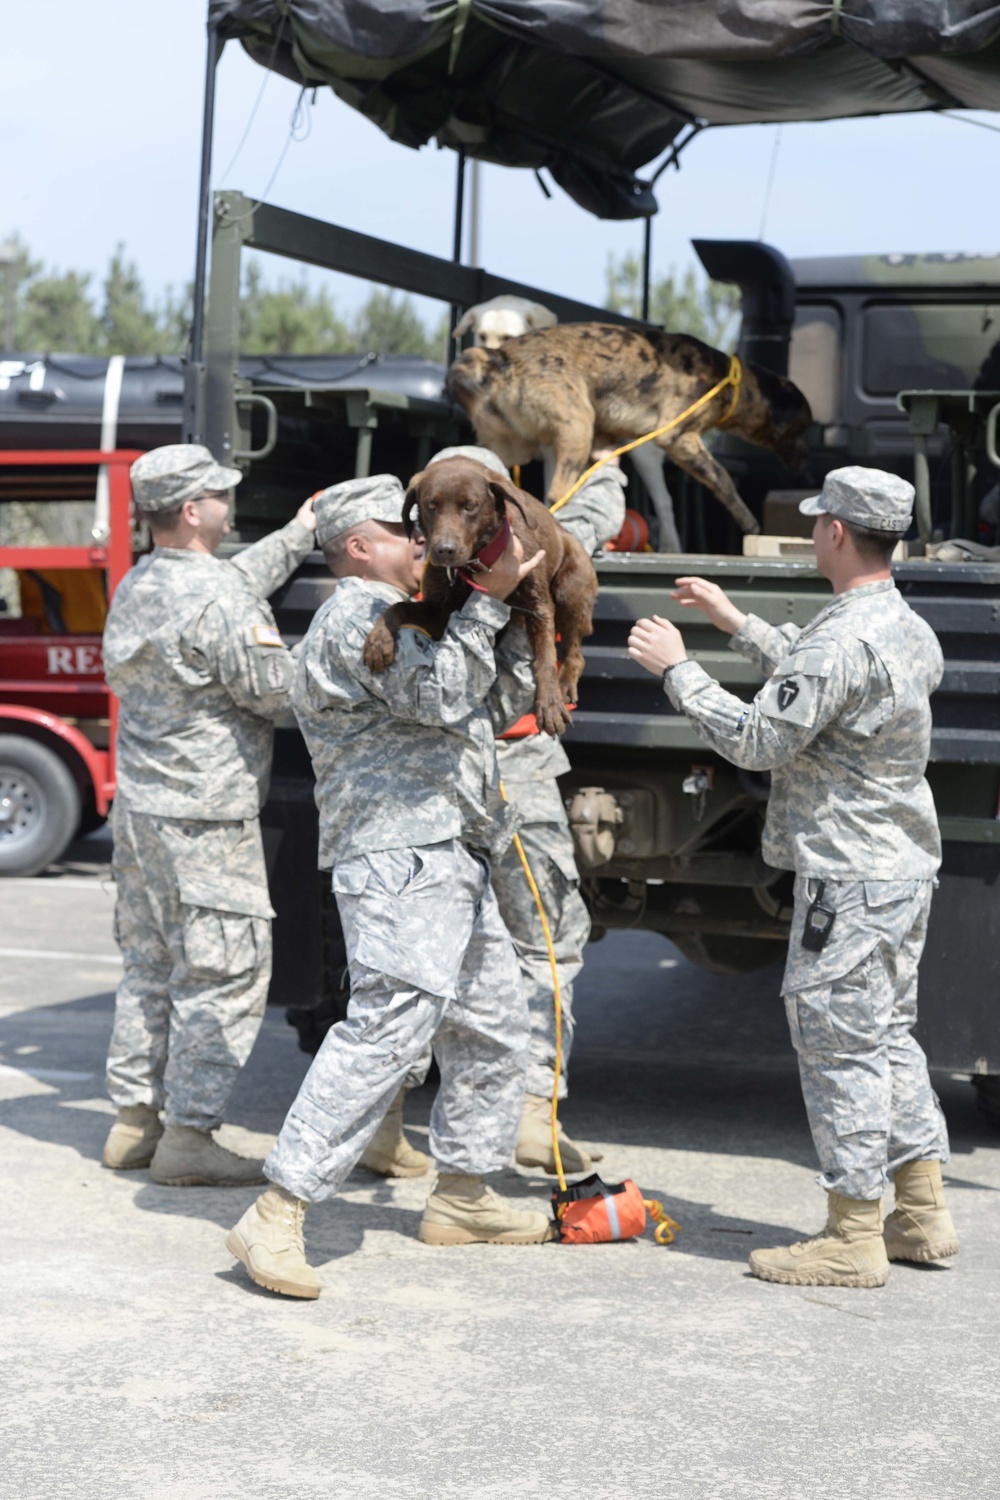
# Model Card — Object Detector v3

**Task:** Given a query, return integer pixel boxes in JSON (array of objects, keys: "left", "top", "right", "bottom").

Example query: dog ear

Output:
[
  {"left": 402, "top": 470, "right": 426, "bottom": 537},
  {"left": 453, "top": 308, "right": 476, "bottom": 340},
  {"left": 488, "top": 477, "right": 537, "bottom": 531},
  {"left": 524, "top": 303, "right": 557, "bottom": 331}
]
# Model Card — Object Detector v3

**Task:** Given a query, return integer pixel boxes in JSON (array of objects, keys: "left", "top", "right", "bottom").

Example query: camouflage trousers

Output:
[
  {"left": 782, "top": 876, "right": 949, "bottom": 1201},
  {"left": 265, "top": 839, "right": 528, "bottom": 1203},
  {"left": 491, "top": 814, "right": 590, "bottom": 1099},
  {"left": 106, "top": 797, "right": 274, "bottom": 1131}
]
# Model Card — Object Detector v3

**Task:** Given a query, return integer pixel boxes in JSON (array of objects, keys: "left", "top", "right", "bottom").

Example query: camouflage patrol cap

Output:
[
  {"left": 130, "top": 444, "right": 242, "bottom": 513},
  {"left": 429, "top": 444, "right": 510, "bottom": 479},
  {"left": 313, "top": 474, "right": 405, "bottom": 546},
  {"left": 799, "top": 466, "right": 913, "bottom": 533}
]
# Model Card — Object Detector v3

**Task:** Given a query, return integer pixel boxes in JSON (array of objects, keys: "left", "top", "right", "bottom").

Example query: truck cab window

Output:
[
  {"left": 788, "top": 304, "right": 842, "bottom": 426},
  {"left": 863, "top": 302, "right": 999, "bottom": 396}
]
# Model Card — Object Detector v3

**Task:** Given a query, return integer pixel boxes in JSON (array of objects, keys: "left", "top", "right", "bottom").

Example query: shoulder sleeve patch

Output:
[{"left": 253, "top": 624, "right": 284, "bottom": 647}]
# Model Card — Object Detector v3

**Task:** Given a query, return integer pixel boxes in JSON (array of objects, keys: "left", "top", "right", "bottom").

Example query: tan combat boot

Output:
[
  {"left": 884, "top": 1160, "right": 959, "bottom": 1263},
  {"left": 419, "top": 1172, "right": 553, "bottom": 1245},
  {"left": 102, "top": 1105, "right": 164, "bottom": 1170},
  {"left": 515, "top": 1093, "right": 601, "bottom": 1175},
  {"left": 749, "top": 1192, "right": 890, "bottom": 1288},
  {"left": 359, "top": 1090, "right": 429, "bottom": 1178},
  {"left": 226, "top": 1185, "right": 321, "bottom": 1299},
  {"left": 149, "top": 1124, "right": 267, "bottom": 1187}
]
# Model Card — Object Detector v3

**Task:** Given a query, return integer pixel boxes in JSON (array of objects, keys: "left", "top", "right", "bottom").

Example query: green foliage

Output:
[
  {"left": 605, "top": 253, "right": 741, "bottom": 351},
  {"left": 238, "top": 262, "right": 447, "bottom": 359},
  {"left": 2, "top": 232, "right": 187, "bottom": 355},
  {"left": 351, "top": 289, "right": 446, "bottom": 359},
  {"left": 239, "top": 260, "right": 351, "bottom": 354},
  {"left": 101, "top": 245, "right": 163, "bottom": 356}
]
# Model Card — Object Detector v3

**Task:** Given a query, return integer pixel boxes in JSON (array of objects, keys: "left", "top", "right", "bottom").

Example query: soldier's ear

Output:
[{"left": 402, "top": 472, "right": 426, "bottom": 538}]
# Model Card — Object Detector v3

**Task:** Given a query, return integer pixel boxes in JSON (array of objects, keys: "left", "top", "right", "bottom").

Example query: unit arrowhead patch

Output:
[{"left": 777, "top": 678, "right": 800, "bottom": 712}]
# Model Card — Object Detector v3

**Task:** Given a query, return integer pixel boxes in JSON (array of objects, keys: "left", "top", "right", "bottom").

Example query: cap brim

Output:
[
  {"left": 798, "top": 495, "right": 826, "bottom": 516},
  {"left": 203, "top": 462, "right": 243, "bottom": 492}
]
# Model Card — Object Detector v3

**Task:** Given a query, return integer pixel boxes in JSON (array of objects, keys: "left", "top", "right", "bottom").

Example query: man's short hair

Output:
[
  {"left": 841, "top": 518, "right": 904, "bottom": 564},
  {"left": 323, "top": 519, "right": 380, "bottom": 575},
  {"left": 138, "top": 502, "right": 184, "bottom": 534}
]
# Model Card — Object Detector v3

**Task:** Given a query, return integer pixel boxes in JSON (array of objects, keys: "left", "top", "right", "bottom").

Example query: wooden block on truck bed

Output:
[
  {"left": 743, "top": 534, "right": 816, "bottom": 558},
  {"left": 743, "top": 534, "right": 909, "bottom": 560}
]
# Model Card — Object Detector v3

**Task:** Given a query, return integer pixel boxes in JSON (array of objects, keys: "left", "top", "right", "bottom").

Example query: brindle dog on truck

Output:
[
  {"left": 446, "top": 324, "right": 812, "bottom": 536},
  {"left": 362, "top": 456, "right": 597, "bottom": 736}
]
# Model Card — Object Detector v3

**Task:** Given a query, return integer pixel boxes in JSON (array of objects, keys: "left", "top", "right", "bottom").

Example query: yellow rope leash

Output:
[
  {"left": 499, "top": 781, "right": 568, "bottom": 1195},
  {"left": 549, "top": 353, "right": 742, "bottom": 515}
]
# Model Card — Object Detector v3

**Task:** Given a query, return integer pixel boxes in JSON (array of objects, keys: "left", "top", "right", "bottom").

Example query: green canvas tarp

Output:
[{"left": 209, "top": 2, "right": 1000, "bottom": 217}]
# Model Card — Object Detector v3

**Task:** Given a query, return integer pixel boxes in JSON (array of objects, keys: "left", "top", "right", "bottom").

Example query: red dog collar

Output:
[{"left": 458, "top": 514, "right": 512, "bottom": 592}]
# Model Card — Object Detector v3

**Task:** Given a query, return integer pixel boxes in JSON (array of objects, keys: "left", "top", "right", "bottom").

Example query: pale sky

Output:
[{"left": 3, "top": 1, "right": 999, "bottom": 329}]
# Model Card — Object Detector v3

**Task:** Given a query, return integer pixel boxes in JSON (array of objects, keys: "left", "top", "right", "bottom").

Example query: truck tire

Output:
[
  {"left": 972, "top": 1075, "right": 1000, "bottom": 1131},
  {"left": 668, "top": 931, "right": 784, "bottom": 976},
  {"left": 0, "top": 735, "right": 82, "bottom": 878}
]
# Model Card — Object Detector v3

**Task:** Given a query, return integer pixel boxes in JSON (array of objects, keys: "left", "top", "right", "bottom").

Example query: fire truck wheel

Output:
[{"left": 0, "top": 736, "right": 82, "bottom": 878}]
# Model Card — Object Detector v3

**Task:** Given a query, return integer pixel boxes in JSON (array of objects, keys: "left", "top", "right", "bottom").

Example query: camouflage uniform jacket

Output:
[
  {"left": 104, "top": 518, "right": 313, "bottom": 819},
  {"left": 495, "top": 464, "right": 628, "bottom": 801},
  {"left": 663, "top": 579, "right": 944, "bottom": 879},
  {"left": 293, "top": 577, "right": 536, "bottom": 867}
]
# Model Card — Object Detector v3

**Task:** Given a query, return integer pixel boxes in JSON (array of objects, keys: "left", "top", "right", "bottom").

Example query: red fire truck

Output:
[{"left": 0, "top": 450, "right": 138, "bottom": 876}]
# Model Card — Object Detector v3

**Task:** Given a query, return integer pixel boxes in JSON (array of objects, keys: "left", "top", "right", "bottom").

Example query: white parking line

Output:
[
  {"left": 0, "top": 947, "right": 121, "bottom": 965},
  {"left": 0, "top": 878, "right": 114, "bottom": 893},
  {"left": 0, "top": 1065, "right": 95, "bottom": 1082}
]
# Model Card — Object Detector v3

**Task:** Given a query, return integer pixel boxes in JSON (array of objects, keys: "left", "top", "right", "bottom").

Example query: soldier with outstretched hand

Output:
[
  {"left": 102, "top": 444, "right": 317, "bottom": 1186},
  {"left": 225, "top": 476, "right": 553, "bottom": 1300},
  {"left": 628, "top": 466, "right": 958, "bottom": 1288}
]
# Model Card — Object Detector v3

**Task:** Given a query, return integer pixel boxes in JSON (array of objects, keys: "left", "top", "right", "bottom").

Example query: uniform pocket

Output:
[
  {"left": 332, "top": 858, "right": 370, "bottom": 897},
  {"left": 177, "top": 875, "right": 275, "bottom": 980},
  {"left": 786, "top": 950, "right": 890, "bottom": 1056},
  {"left": 863, "top": 880, "right": 920, "bottom": 909}
]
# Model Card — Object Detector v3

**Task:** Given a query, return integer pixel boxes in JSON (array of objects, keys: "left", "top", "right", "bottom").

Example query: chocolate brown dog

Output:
[
  {"left": 362, "top": 456, "right": 597, "bottom": 736},
  {"left": 446, "top": 324, "right": 813, "bottom": 537}
]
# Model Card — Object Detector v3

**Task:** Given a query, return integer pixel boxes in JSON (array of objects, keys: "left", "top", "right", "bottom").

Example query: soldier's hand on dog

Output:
[
  {"left": 480, "top": 532, "right": 546, "bottom": 602},
  {"left": 628, "top": 615, "right": 688, "bottom": 674},
  {"left": 296, "top": 494, "right": 319, "bottom": 532},
  {"left": 671, "top": 577, "right": 747, "bottom": 636}
]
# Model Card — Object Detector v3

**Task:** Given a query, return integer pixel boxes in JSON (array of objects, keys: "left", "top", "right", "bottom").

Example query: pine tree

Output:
[{"left": 605, "top": 253, "right": 740, "bottom": 350}]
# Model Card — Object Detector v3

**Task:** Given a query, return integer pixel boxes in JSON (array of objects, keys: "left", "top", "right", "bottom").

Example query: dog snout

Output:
[{"left": 429, "top": 537, "right": 460, "bottom": 565}]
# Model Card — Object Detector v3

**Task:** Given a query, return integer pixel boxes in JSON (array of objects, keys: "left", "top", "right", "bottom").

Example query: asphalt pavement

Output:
[{"left": 1, "top": 827, "right": 998, "bottom": 1500}]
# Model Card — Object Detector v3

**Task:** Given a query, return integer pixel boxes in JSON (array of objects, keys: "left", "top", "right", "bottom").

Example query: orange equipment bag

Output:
[
  {"left": 553, "top": 1175, "right": 649, "bottom": 1245},
  {"left": 604, "top": 508, "right": 651, "bottom": 553}
]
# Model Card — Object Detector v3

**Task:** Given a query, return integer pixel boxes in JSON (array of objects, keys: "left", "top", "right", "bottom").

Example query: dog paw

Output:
[
  {"left": 363, "top": 622, "right": 397, "bottom": 673},
  {"left": 536, "top": 698, "right": 572, "bottom": 736}
]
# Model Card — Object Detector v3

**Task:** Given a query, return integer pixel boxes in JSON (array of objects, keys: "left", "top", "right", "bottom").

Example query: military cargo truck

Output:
[{"left": 162, "top": 194, "right": 999, "bottom": 1123}]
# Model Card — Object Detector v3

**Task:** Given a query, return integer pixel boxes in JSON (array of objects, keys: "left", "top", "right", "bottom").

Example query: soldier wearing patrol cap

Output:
[
  {"left": 225, "top": 474, "right": 554, "bottom": 1299},
  {"left": 101, "top": 444, "right": 317, "bottom": 1186},
  {"left": 628, "top": 465, "right": 959, "bottom": 1288}
]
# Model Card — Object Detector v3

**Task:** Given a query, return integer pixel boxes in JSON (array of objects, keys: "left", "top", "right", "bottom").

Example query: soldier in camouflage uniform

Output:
[
  {"left": 628, "top": 467, "right": 959, "bottom": 1288},
  {"left": 226, "top": 475, "right": 553, "bottom": 1299},
  {"left": 102, "top": 444, "right": 317, "bottom": 1186},
  {"left": 435, "top": 446, "right": 626, "bottom": 1176}
]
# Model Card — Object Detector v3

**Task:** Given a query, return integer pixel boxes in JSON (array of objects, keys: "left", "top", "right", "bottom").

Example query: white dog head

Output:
[{"left": 454, "top": 295, "right": 558, "bottom": 350}]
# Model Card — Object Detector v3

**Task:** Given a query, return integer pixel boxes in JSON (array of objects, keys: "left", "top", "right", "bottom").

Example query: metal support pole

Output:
[
  {"left": 452, "top": 148, "right": 467, "bottom": 265},
  {"left": 469, "top": 159, "right": 482, "bottom": 267},
  {"left": 450, "top": 149, "right": 467, "bottom": 355},
  {"left": 642, "top": 216, "right": 652, "bottom": 323},
  {"left": 190, "top": 21, "right": 221, "bottom": 367},
  {"left": 913, "top": 437, "right": 933, "bottom": 541}
]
